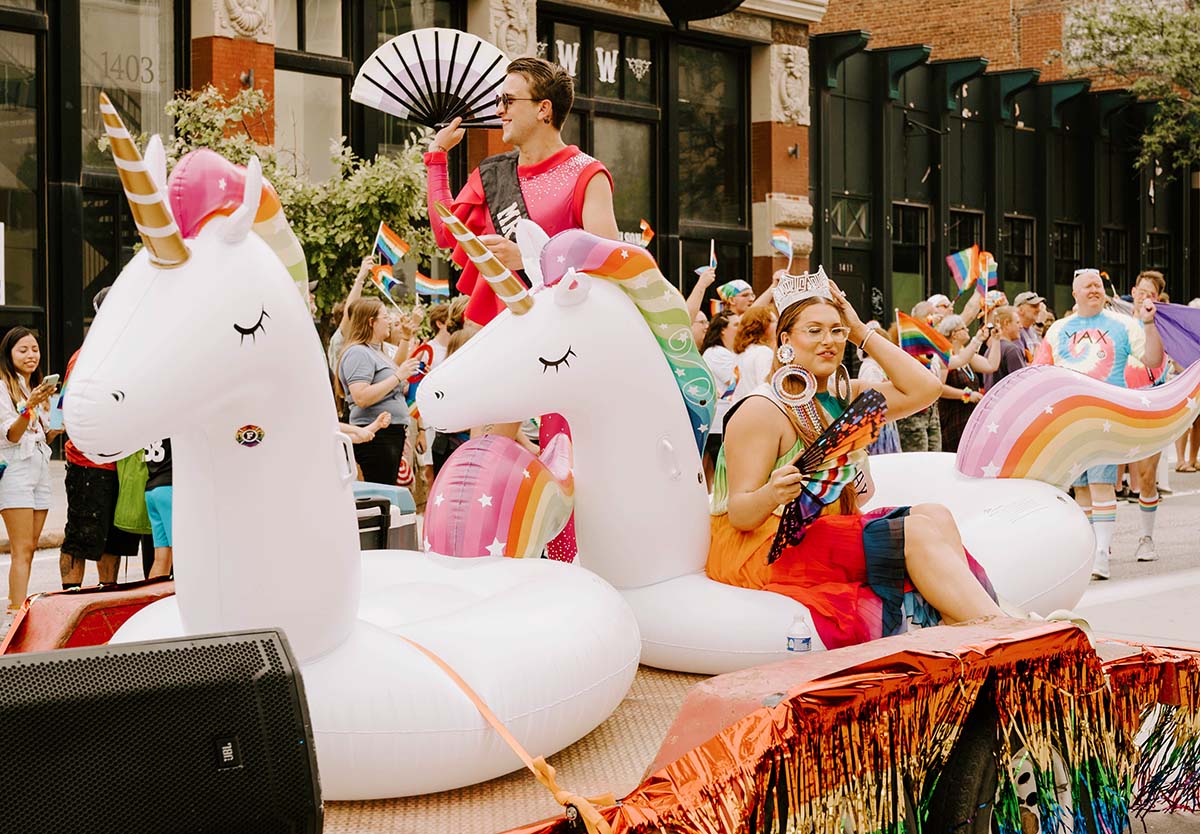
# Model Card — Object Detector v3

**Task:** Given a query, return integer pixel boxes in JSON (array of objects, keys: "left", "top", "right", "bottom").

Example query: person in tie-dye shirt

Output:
[{"left": 1031, "top": 268, "right": 1164, "bottom": 580}]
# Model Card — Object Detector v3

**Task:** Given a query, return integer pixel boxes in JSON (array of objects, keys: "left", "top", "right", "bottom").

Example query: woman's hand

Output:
[
  {"left": 395, "top": 356, "right": 422, "bottom": 380},
  {"left": 828, "top": 280, "right": 868, "bottom": 341},
  {"left": 764, "top": 464, "right": 804, "bottom": 507},
  {"left": 355, "top": 255, "right": 374, "bottom": 284},
  {"left": 27, "top": 380, "right": 55, "bottom": 409},
  {"left": 430, "top": 117, "right": 464, "bottom": 154}
]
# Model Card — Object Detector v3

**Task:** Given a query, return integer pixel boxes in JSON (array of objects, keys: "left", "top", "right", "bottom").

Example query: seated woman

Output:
[{"left": 707, "top": 269, "right": 1002, "bottom": 650}]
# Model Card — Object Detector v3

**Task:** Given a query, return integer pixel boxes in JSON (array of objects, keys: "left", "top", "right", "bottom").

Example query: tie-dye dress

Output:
[{"left": 705, "top": 389, "right": 996, "bottom": 649}]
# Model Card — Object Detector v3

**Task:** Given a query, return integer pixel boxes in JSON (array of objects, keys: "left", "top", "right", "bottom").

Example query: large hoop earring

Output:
[
  {"left": 776, "top": 343, "right": 795, "bottom": 364},
  {"left": 834, "top": 365, "right": 852, "bottom": 407},
  {"left": 771, "top": 364, "right": 815, "bottom": 407}
]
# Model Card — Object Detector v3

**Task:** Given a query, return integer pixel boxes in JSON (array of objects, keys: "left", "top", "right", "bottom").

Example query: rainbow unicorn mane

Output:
[
  {"left": 538, "top": 231, "right": 716, "bottom": 453},
  {"left": 168, "top": 149, "right": 310, "bottom": 300}
]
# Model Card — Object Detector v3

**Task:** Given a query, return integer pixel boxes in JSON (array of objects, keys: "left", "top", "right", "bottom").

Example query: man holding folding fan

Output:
[{"left": 423, "top": 56, "right": 619, "bottom": 328}]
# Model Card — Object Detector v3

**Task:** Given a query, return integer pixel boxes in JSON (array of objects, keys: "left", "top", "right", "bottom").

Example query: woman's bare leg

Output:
[
  {"left": 903, "top": 503, "right": 1003, "bottom": 624},
  {"left": 3, "top": 508, "right": 42, "bottom": 611}
]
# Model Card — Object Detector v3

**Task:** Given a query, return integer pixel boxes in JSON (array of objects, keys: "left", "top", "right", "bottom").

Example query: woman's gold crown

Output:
[{"left": 774, "top": 265, "right": 832, "bottom": 314}]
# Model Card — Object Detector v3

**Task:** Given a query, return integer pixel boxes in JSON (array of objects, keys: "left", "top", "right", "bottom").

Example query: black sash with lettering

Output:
[{"left": 478, "top": 151, "right": 530, "bottom": 241}]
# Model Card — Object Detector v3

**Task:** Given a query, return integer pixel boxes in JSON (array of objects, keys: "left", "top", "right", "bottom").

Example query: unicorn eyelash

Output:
[
  {"left": 539, "top": 346, "right": 576, "bottom": 373},
  {"left": 234, "top": 307, "right": 270, "bottom": 344}
]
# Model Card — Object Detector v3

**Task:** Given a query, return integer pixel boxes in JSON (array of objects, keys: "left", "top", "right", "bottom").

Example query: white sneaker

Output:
[
  {"left": 1134, "top": 536, "right": 1158, "bottom": 562},
  {"left": 1091, "top": 548, "right": 1111, "bottom": 580}
]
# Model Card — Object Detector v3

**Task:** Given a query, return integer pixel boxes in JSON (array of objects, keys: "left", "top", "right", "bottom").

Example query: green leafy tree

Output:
[
  {"left": 108, "top": 85, "right": 437, "bottom": 336},
  {"left": 1063, "top": 1, "right": 1200, "bottom": 173}
]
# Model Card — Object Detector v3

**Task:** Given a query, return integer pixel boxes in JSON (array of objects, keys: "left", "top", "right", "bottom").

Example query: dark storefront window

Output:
[
  {"left": 81, "top": 194, "right": 138, "bottom": 333},
  {"left": 0, "top": 30, "right": 38, "bottom": 309},
  {"left": 594, "top": 117, "right": 653, "bottom": 235},
  {"left": 1052, "top": 222, "right": 1082, "bottom": 315},
  {"left": 892, "top": 204, "right": 928, "bottom": 315},
  {"left": 1145, "top": 232, "right": 1170, "bottom": 283},
  {"left": 275, "top": 0, "right": 353, "bottom": 182},
  {"left": 1002, "top": 215, "right": 1035, "bottom": 302},
  {"left": 678, "top": 45, "right": 744, "bottom": 227},
  {"left": 947, "top": 209, "right": 983, "bottom": 255},
  {"left": 375, "top": 0, "right": 456, "bottom": 155},
  {"left": 831, "top": 196, "right": 870, "bottom": 242},
  {"left": 80, "top": 0, "right": 175, "bottom": 172},
  {"left": 1100, "top": 228, "right": 1127, "bottom": 288},
  {"left": 277, "top": 0, "right": 343, "bottom": 55}
]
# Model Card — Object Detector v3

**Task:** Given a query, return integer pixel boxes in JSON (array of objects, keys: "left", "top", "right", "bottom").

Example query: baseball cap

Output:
[
  {"left": 1013, "top": 291, "right": 1044, "bottom": 307},
  {"left": 927, "top": 293, "right": 952, "bottom": 307},
  {"left": 717, "top": 279, "right": 753, "bottom": 301}
]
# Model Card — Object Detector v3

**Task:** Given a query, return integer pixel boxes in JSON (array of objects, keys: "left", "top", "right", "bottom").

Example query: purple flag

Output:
[{"left": 1153, "top": 302, "right": 1200, "bottom": 368}]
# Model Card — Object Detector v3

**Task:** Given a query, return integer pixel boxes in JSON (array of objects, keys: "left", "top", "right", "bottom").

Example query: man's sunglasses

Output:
[{"left": 494, "top": 94, "right": 546, "bottom": 109}]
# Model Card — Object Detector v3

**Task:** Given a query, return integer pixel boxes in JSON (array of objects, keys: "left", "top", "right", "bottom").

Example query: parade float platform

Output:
[{"left": 319, "top": 618, "right": 1200, "bottom": 834}]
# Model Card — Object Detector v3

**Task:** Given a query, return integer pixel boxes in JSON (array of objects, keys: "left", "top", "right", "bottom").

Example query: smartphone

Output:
[{"left": 42, "top": 374, "right": 60, "bottom": 389}]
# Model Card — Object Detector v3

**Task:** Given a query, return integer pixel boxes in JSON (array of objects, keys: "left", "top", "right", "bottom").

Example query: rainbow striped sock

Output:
[
  {"left": 1091, "top": 499, "right": 1117, "bottom": 555},
  {"left": 1083, "top": 507, "right": 1093, "bottom": 524},
  {"left": 1139, "top": 494, "right": 1159, "bottom": 537}
]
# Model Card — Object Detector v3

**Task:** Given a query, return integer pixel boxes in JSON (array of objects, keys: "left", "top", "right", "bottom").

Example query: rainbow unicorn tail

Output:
[
  {"left": 957, "top": 361, "right": 1200, "bottom": 488},
  {"left": 167, "top": 149, "right": 310, "bottom": 302},
  {"left": 424, "top": 433, "right": 575, "bottom": 560}
]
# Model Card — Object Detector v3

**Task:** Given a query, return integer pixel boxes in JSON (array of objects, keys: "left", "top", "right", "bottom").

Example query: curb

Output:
[{"left": 0, "top": 532, "right": 64, "bottom": 555}]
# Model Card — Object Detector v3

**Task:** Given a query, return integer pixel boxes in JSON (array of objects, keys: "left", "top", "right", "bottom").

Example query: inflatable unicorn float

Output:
[
  {"left": 418, "top": 205, "right": 1200, "bottom": 675},
  {"left": 64, "top": 96, "right": 640, "bottom": 800},
  {"left": 66, "top": 95, "right": 1200, "bottom": 801}
]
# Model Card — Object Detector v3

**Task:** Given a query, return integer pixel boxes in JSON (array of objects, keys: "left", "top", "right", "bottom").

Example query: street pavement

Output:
[{"left": 2, "top": 461, "right": 1198, "bottom": 830}]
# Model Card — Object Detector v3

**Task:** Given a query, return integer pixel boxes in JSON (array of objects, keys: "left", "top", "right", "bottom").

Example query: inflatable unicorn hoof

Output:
[{"left": 64, "top": 117, "right": 639, "bottom": 799}]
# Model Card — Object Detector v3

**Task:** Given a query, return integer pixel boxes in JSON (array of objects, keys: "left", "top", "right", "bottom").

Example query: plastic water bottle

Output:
[{"left": 786, "top": 616, "right": 812, "bottom": 653}]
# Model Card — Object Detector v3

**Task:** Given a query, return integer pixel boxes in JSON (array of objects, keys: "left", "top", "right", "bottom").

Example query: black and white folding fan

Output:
[{"left": 352, "top": 28, "right": 507, "bottom": 129}]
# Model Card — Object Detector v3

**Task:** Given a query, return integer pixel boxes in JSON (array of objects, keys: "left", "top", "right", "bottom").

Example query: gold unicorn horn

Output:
[
  {"left": 99, "top": 92, "right": 189, "bottom": 267},
  {"left": 434, "top": 201, "right": 532, "bottom": 314}
]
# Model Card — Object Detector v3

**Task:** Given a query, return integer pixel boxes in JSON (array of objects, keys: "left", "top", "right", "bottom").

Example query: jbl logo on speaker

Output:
[{"left": 214, "top": 735, "right": 242, "bottom": 770}]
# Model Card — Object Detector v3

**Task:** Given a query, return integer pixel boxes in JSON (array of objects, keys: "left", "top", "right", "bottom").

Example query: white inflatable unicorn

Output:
[
  {"left": 418, "top": 214, "right": 1097, "bottom": 675},
  {"left": 63, "top": 95, "right": 640, "bottom": 800}
]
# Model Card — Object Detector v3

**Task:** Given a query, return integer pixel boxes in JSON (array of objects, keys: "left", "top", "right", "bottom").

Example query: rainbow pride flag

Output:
[
  {"left": 770, "top": 229, "right": 791, "bottom": 258},
  {"left": 639, "top": 219, "right": 654, "bottom": 247},
  {"left": 976, "top": 250, "right": 998, "bottom": 299},
  {"left": 371, "top": 263, "right": 402, "bottom": 296},
  {"left": 415, "top": 271, "right": 449, "bottom": 297},
  {"left": 375, "top": 222, "right": 410, "bottom": 265},
  {"left": 896, "top": 309, "right": 952, "bottom": 366},
  {"left": 946, "top": 244, "right": 979, "bottom": 292}
]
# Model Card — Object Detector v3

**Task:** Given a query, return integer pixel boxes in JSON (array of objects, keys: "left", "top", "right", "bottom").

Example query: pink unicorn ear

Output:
[{"left": 553, "top": 268, "right": 591, "bottom": 307}]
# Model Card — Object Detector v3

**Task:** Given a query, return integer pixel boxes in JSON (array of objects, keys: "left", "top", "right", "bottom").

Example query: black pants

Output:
[{"left": 353, "top": 423, "right": 408, "bottom": 485}]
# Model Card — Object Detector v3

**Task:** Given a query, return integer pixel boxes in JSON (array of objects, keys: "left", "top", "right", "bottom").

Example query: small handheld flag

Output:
[
  {"left": 976, "top": 250, "right": 998, "bottom": 300},
  {"left": 896, "top": 309, "right": 952, "bottom": 367},
  {"left": 946, "top": 244, "right": 980, "bottom": 293},
  {"left": 639, "top": 219, "right": 654, "bottom": 247},
  {"left": 709, "top": 239, "right": 717, "bottom": 271},
  {"left": 414, "top": 271, "right": 450, "bottom": 297},
  {"left": 375, "top": 222, "right": 410, "bottom": 265},
  {"left": 770, "top": 228, "right": 793, "bottom": 273},
  {"left": 49, "top": 382, "right": 66, "bottom": 432},
  {"left": 370, "top": 264, "right": 404, "bottom": 309}
]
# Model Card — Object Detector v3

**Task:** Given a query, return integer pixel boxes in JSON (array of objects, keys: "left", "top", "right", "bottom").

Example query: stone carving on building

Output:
[
  {"left": 219, "top": 0, "right": 272, "bottom": 40},
  {"left": 491, "top": 0, "right": 536, "bottom": 58},
  {"left": 766, "top": 193, "right": 814, "bottom": 257},
  {"left": 773, "top": 44, "right": 810, "bottom": 127}
]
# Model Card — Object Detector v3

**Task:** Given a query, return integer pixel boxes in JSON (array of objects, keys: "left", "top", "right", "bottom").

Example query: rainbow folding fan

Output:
[{"left": 351, "top": 28, "right": 507, "bottom": 129}]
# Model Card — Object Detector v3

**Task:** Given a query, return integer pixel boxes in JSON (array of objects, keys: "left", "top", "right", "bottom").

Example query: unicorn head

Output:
[
  {"left": 418, "top": 211, "right": 715, "bottom": 588},
  {"left": 65, "top": 99, "right": 322, "bottom": 460},
  {"left": 64, "top": 95, "right": 358, "bottom": 662}
]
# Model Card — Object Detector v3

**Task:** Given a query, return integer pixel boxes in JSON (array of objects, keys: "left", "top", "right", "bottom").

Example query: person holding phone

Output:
[
  {"left": 0, "top": 327, "right": 60, "bottom": 622},
  {"left": 706, "top": 272, "right": 1000, "bottom": 650}
]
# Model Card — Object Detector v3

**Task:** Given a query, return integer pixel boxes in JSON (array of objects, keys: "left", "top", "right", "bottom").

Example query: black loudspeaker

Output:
[{"left": 0, "top": 630, "right": 322, "bottom": 834}]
